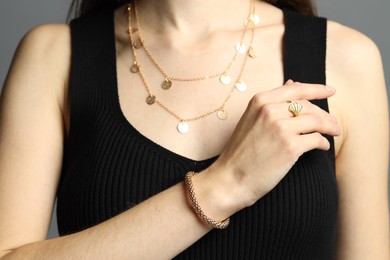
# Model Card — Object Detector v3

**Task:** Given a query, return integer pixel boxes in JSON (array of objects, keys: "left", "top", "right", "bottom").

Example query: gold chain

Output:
[
  {"left": 127, "top": 1, "right": 257, "bottom": 132},
  {"left": 133, "top": 0, "right": 252, "bottom": 83}
]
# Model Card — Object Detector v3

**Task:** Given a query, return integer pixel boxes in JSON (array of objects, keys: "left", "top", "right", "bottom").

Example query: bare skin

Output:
[{"left": 0, "top": 0, "right": 388, "bottom": 259}]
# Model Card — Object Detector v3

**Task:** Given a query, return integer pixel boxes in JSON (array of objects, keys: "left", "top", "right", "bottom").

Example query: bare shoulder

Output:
[
  {"left": 15, "top": 23, "right": 71, "bottom": 66},
  {"left": 326, "top": 20, "right": 386, "bottom": 155},
  {"left": 19, "top": 23, "right": 70, "bottom": 50},
  {"left": 326, "top": 20, "right": 383, "bottom": 83},
  {"left": 326, "top": 20, "right": 385, "bottom": 116},
  {"left": 327, "top": 20, "right": 379, "bottom": 50},
  {"left": 5, "top": 23, "right": 71, "bottom": 112}
]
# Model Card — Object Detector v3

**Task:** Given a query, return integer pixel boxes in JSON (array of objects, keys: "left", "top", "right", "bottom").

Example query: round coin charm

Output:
[
  {"left": 130, "top": 62, "right": 140, "bottom": 73},
  {"left": 248, "top": 46, "right": 257, "bottom": 58},
  {"left": 146, "top": 95, "right": 156, "bottom": 105},
  {"left": 133, "top": 38, "right": 143, "bottom": 49},
  {"left": 217, "top": 109, "right": 228, "bottom": 120},
  {"left": 235, "top": 42, "right": 247, "bottom": 54},
  {"left": 251, "top": 14, "right": 260, "bottom": 25},
  {"left": 161, "top": 78, "right": 172, "bottom": 90},
  {"left": 235, "top": 82, "right": 247, "bottom": 92},
  {"left": 177, "top": 122, "right": 189, "bottom": 134},
  {"left": 127, "top": 28, "right": 138, "bottom": 34},
  {"left": 220, "top": 74, "right": 232, "bottom": 85}
]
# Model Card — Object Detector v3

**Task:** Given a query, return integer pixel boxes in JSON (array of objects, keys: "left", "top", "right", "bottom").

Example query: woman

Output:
[{"left": 0, "top": 0, "right": 388, "bottom": 258}]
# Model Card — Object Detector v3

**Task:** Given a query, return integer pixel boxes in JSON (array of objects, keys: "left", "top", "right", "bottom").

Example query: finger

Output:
[
  {"left": 282, "top": 114, "right": 342, "bottom": 137},
  {"left": 258, "top": 82, "right": 336, "bottom": 104},
  {"left": 295, "top": 132, "right": 331, "bottom": 152},
  {"left": 260, "top": 99, "right": 335, "bottom": 122},
  {"left": 284, "top": 82, "right": 336, "bottom": 101}
]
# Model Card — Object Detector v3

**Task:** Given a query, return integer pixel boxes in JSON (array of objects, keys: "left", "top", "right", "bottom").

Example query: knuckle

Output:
[
  {"left": 271, "top": 119, "right": 288, "bottom": 133},
  {"left": 311, "top": 112, "right": 334, "bottom": 133},
  {"left": 313, "top": 132, "right": 323, "bottom": 143},
  {"left": 312, "top": 114, "right": 324, "bottom": 126},
  {"left": 278, "top": 131, "right": 294, "bottom": 149},
  {"left": 314, "top": 133, "right": 329, "bottom": 148},
  {"left": 261, "top": 104, "right": 277, "bottom": 120},
  {"left": 283, "top": 138, "right": 300, "bottom": 157},
  {"left": 301, "top": 100, "right": 311, "bottom": 107},
  {"left": 249, "top": 93, "right": 266, "bottom": 109},
  {"left": 292, "top": 84, "right": 305, "bottom": 95}
]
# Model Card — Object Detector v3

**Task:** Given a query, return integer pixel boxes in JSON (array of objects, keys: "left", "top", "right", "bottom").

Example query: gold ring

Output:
[{"left": 288, "top": 102, "right": 303, "bottom": 117}]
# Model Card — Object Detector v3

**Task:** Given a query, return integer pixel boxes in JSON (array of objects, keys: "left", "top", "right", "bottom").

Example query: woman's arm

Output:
[
  {"left": 0, "top": 24, "right": 213, "bottom": 260},
  {"left": 0, "top": 24, "right": 69, "bottom": 256},
  {"left": 327, "top": 21, "right": 390, "bottom": 259}
]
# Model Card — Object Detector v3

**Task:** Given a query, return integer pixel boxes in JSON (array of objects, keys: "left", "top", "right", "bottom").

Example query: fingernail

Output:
[{"left": 325, "top": 85, "right": 336, "bottom": 92}]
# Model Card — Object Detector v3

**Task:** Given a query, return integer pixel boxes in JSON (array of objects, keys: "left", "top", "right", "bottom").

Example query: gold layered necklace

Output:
[
  {"left": 127, "top": 0, "right": 259, "bottom": 134},
  {"left": 132, "top": 1, "right": 256, "bottom": 90}
]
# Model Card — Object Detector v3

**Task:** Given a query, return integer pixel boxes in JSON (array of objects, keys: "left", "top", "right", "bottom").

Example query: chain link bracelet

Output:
[{"left": 184, "top": 171, "right": 230, "bottom": 229}]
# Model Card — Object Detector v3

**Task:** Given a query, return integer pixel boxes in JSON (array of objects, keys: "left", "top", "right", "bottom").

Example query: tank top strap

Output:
[
  {"left": 283, "top": 9, "right": 328, "bottom": 109},
  {"left": 283, "top": 9, "right": 335, "bottom": 163},
  {"left": 65, "top": 8, "right": 117, "bottom": 165},
  {"left": 283, "top": 9, "right": 327, "bottom": 84},
  {"left": 69, "top": 7, "right": 116, "bottom": 100}
]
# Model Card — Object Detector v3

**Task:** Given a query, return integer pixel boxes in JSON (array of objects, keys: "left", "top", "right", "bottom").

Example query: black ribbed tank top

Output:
[{"left": 57, "top": 7, "right": 338, "bottom": 260}]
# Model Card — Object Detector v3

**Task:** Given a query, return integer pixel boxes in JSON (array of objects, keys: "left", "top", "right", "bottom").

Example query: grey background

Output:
[{"left": 0, "top": 0, "right": 389, "bottom": 239}]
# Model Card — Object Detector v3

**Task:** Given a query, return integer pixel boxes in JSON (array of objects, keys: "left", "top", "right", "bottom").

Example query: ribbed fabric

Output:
[{"left": 57, "top": 7, "right": 338, "bottom": 259}]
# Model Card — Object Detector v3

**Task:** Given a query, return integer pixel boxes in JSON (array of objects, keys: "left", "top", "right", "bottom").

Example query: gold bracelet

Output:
[{"left": 184, "top": 171, "right": 230, "bottom": 229}]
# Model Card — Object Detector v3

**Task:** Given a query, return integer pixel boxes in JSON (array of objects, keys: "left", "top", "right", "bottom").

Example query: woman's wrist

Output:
[{"left": 188, "top": 164, "right": 249, "bottom": 225}]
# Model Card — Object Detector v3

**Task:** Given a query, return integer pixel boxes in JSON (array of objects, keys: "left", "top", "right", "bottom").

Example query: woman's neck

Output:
[{"left": 135, "top": 0, "right": 252, "bottom": 41}]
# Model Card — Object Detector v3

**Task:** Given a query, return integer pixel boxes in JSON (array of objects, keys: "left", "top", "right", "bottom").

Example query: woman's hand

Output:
[{"left": 196, "top": 80, "right": 341, "bottom": 220}]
